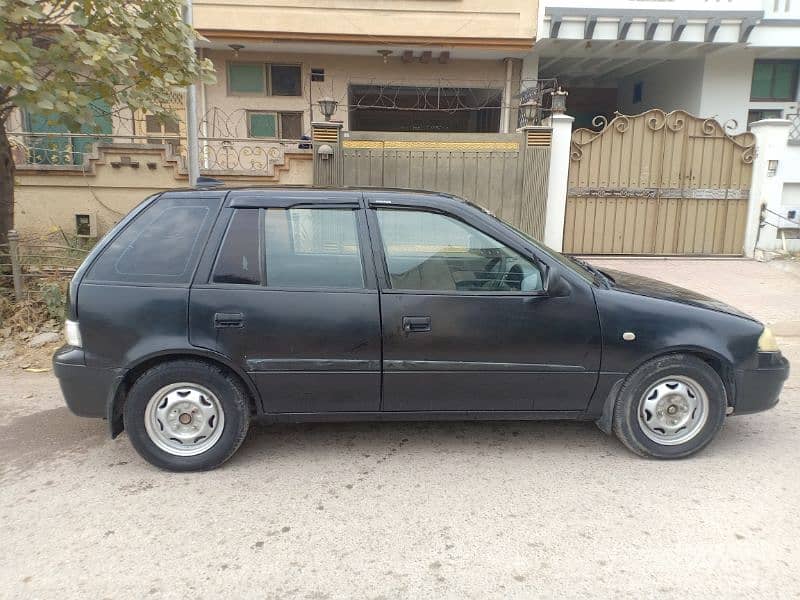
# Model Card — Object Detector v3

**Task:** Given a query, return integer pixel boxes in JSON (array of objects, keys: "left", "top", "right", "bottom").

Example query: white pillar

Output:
[
  {"left": 183, "top": 0, "right": 199, "bottom": 186},
  {"left": 543, "top": 113, "right": 574, "bottom": 251},
  {"left": 500, "top": 58, "right": 514, "bottom": 133},
  {"left": 743, "top": 119, "right": 791, "bottom": 258}
]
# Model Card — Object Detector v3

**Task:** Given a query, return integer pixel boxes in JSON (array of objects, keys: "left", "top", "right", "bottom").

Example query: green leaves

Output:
[{"left": 0, "top": 0, "right": 216, "bottom": 127}]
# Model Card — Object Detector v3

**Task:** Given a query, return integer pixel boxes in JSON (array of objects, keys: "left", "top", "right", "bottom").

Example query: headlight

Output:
[
  {"left": 758, "top": 326, "right": 779, "bottom": 352},
  {"left": 64, "top": 320, "right": 82, "bottom": 348}
]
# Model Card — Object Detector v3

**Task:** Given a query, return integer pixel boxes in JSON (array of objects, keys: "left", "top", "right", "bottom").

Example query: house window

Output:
[
  {"left": 145, "top": 115, "right": 180, "bottom": 152},
  {"left": 747, "top": 109, "right": 783, "bottom": 127},
  {"left": 228, "top": 62, "right": 302, "bottom": 96},
  {"left": 632, "top": 81, "right": 644, "bottom": 104},
  {"left": 270, "top": 65, "right": 302, "bottom": 96},
  {"left": 228, "top": 62, "right": 267, "bottom": 95},
  {"left": 751, "top": 60, "right": 799, "bottom": 101},
  {"left": 348, "top": 84, "right": 502, "bottom": 133},
  {"left": 311, "top": 68, "right": 325, "bottom": 82},
  {"left": 279, "top": 112, "right": 303, "bottom": 139},
  {"left": 247, "top": 111, "right": 304, "bottom": 139}
]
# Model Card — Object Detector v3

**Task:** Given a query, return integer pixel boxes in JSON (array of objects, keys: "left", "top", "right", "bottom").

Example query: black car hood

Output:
[{"left": 600, "top": 268, "right": 757, "bottom": 321}]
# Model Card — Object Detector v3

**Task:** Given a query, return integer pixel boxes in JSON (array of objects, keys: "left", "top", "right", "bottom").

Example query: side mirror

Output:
[{"left": 544, "top": 266, "right": 571, "bottom": 298}]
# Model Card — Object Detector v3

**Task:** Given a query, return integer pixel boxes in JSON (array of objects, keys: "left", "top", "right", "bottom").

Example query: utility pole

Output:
[{"left": 183, "top": 0, "right": 200, "bottom": 186}]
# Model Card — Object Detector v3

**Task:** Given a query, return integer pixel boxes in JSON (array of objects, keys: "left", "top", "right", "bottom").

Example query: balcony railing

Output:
[{"left": 8, "top": 132, "right": 312, "bottom": 176}]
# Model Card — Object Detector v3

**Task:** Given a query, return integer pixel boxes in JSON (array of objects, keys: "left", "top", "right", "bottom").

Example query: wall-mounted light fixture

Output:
[
  {"left": 317, "top": 97, "right": 339, "bottom": 121},
  {"left": 520, "top": 99, "right": 540, "bottom": 126},
  {"left": 377, "top": 49, "right": 393, "bottom": 64},
  {"left": 317, "top": 144, "right": 334, "bottom": 160}
]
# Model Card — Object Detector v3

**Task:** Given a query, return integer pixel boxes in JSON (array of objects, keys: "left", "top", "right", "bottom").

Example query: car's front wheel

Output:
[
  {"left": 613, "top": 354, "right": 727, "bottom": 458},
  {"left": 124, "top": 360, "right": 251, "bottom": 471}
]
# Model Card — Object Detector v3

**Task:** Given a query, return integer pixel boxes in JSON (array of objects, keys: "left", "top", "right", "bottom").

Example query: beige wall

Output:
[
  {"left": 194, "top": 0, "right": 537, "bottom": 43},
  {"left": 202, "top": 50, "right": 512, "bottom": 134},
  {"left": 13, "top": 144, "right": 312, "bottom": 237}
]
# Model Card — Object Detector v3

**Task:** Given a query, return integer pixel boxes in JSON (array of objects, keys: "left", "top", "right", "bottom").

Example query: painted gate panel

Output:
[
  {"left": 342, "top": 131, "right": 551, "bottom": 241},
  {"left": 564, "top": 109, "right": 754, "bottom": 255}
]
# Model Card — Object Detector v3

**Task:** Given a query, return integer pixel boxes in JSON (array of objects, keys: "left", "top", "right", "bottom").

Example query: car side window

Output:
[
  {"left": 264, "top": 208, "right": 365, "bottom": 289},
  {"left": 376, "top": 208, "right": 543, "bottom": 293},
  {"left": 212, "top": 209, "right": 261, "bottom": 285},
  {"left": 86, "top": 196, "right": 219, "bottom": 285}
]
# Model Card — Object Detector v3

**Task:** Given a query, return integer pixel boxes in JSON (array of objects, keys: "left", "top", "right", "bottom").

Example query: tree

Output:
[{"left": 0, "top": 0, "right": 214, "bottom": 245}]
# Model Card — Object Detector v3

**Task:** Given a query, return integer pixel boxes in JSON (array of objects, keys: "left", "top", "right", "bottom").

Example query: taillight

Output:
[{"left": 64, "top": 320, "right": 82, "bottom": 348}]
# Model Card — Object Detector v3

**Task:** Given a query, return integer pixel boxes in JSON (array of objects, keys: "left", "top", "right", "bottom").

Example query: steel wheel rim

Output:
[
  {"left": 637, "top": 375, "right": 709, "bottom": 446},
  {"left": 144, "top": 383, "right": 225, "bottom": 457}
]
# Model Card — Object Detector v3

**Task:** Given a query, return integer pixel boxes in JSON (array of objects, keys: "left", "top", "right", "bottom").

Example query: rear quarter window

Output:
[{"left": 86, "top": 195, "right": 221, "bottom": 285}]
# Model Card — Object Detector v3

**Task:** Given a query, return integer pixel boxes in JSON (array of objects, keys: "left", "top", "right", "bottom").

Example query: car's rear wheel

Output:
[
  {"left": 613, "top": 354, "right": 727, "bottom": 458},
  {"left": 124, "top": 360, "right": 250, "bottom": 471}
]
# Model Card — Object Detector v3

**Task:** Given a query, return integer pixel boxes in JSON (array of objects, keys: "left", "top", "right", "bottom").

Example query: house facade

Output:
[
  {"left": 191, "top": 0, "right": 539, "bottom": 136},
  {"left": 9, "top": 0, "right": 799, "bottom": 254},
  {"left": 527, "top": 0, "right": 800, "bottom": 249}
]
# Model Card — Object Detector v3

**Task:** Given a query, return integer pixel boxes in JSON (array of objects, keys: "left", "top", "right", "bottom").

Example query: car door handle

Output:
[
  {"left": 214, "top": 312, "right": 244, "bottom": 328},
  {"left": 402, "top": 316, "right": 431, "bottom": 333}
]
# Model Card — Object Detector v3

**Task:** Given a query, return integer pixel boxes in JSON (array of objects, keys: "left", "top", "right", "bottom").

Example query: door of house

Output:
[{"left": 563, "top": 109, "right": 754, "bottom": 255}]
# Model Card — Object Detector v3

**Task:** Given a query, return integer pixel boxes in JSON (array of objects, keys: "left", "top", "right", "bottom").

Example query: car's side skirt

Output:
[{"left": 255, "top": 410, "right": 591, "bottom": 424}]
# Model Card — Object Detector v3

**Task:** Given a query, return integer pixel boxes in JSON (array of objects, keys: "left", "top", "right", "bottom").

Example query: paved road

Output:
[{"left": 1, "top": 258, "right": 798, "bottom": 599}]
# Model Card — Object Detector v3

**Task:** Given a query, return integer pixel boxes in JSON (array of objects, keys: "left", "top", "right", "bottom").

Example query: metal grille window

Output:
[
  {"left": 751, "top": 60, "right": 799, "bottom": 101},
  {"left": 228, "top": 62, "right": 302, "bottom": 96}
]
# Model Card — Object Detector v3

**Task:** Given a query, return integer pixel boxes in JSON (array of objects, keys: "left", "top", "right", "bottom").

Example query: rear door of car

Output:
[{"left": 189, "top": 189, "right": 382, "bottom": 414}]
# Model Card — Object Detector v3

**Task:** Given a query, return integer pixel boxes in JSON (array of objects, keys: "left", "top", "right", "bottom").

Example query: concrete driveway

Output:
[{"left": 1, "top": 258, "right": 798, "bottom": 599}]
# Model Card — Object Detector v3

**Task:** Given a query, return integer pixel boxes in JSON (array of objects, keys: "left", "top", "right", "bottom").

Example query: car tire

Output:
[
  {"left": 123, "top": 360, "right": 251, "bottom": 471},
  {"left": 612, "top": 354, "right": 727, "bottom": 459}
]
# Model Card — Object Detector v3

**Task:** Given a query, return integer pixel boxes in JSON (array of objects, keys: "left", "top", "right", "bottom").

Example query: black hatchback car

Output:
[{"left": 54, "top": 187, "right": 789, "bottom": 471}]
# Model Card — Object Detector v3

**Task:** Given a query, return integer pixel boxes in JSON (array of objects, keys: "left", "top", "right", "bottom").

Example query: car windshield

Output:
[{"left": 464, "top": 201, "right": 597, "bottom": 284}]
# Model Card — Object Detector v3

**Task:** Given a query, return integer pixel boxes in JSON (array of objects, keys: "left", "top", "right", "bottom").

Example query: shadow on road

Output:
[{"left": 0, "top": 405, "right": 778, "bottom": 476}]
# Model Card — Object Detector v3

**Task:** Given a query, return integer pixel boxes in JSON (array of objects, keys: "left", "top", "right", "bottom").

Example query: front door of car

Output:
[
  {"left": 367, "top": 201, "right": 601, "bottom": 412},
  {"left": 189, "top": 190, "right": 381, "bottom": 413}
]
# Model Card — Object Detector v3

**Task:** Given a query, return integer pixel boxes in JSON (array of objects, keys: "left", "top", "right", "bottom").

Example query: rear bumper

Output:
[
  {"left": 52, "top": 346, "right": 121, "bottom": 419},
  {"left": 732, "top": 352, "right": 790, "bottom": 415}
]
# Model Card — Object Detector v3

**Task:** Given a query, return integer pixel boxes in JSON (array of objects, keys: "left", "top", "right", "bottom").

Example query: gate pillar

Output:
[
  {"left": 543, "top": 114, "right": 574, "bottom": 251},
  {"left": 745, "top": 119, "right": 792, "bottom": 258},
  {"left": 312, "top": 121, "right": 343, "bottom": 187}
]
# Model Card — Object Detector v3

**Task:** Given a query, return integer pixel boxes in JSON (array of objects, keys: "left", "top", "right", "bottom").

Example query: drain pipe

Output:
[{"left": 501, "top": 57, "right": 513, "bottom": 133}]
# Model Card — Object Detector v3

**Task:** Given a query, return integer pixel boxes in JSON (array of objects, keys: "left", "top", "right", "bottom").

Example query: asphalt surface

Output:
[{"left": 1, "top": 258, "right": 798, "bottom": 599}]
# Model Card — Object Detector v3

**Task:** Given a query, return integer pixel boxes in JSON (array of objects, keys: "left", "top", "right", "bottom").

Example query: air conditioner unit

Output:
[{"left": 75, "top": 213, "right": 98, "bottom": 238}]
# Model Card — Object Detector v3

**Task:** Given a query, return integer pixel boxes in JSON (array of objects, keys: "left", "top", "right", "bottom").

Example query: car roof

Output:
[{"left": 160, "top": 185, "right": 472, "bottom": 210}]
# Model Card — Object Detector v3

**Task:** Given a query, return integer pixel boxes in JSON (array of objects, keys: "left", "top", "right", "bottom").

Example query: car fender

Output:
[{"left": 106, "top": 346, "right": 262, "bottom": 438}]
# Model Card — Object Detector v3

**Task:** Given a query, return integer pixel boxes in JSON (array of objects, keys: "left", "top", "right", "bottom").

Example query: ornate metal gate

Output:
[{"left": 564, "top": 109, "right": 755, "bottom": 255}]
